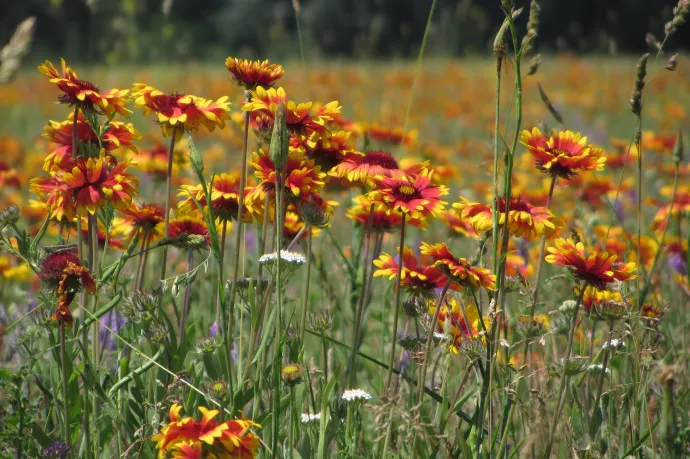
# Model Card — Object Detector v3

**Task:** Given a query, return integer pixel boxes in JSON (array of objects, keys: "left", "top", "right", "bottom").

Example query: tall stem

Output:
[
  {"left": 59, "top": 322, "right": 71, "bottom": 453},
  {"left": 543, "top": 283, "right": 588, "bottom": 458},
  {"left": 228, "top": 97, "right": 252, "bottom": 339},
  {"left": 385, "top": 214, "right": 406, "bottom": 392},
  {"left": 299, "top": 229, "right": 313, "bottom": 342},
  {"left": 159, "top": 125, "right": 179, "bottom": 282},
  {"left": 272, "top": 171, "right": 285, "bottom": 454},
  {"left": 137, "top": 232, "right": 151, "bottom": 291},
  {"left": 589, "top": 319, "right": 614, "bottom": 437},
  {"left": 179, "top": 248, "right": 194, "bottom": 333},
  {"left": 216, "top": 220, "right": 228, "bottom": 330},
  {"left": 348, "top": 205, "right": 374, "bottom": 388},
  {"left": 491, "top": 56, "right": 503, "bottom": 274},
  {"left": 417, "top": 280, "right": 452, "bottom": 404}
]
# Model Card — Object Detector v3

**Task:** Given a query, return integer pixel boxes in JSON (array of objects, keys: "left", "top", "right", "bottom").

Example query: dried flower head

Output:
[
  {"left": 307, "top": 309, "right": 333, "bottom": 332},
  {"left": 630, "top": 53, "right": 649, "bottom": 116}
]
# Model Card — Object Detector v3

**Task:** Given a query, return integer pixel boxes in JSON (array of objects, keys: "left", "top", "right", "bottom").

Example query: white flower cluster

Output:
[
  {"left": 588, "top": 364, "right": 610, "bottom": 375},
  {"left": 602, "top": 338, "right": 626, "bottom": 350},
  {"left": 341, "top": 388, "right": 372, "bottom": 403},
  {"left": 259, "top": 250, "right": 307, "bottom": 265},
  {"left": 301, "top": 412, "right": 321, "bottom": 424}
]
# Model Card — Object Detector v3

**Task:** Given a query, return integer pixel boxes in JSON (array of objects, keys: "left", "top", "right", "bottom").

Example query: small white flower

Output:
[
  {"left": 499, "top": 339, "right": 510, "bottom": 348},
  {"left": 259, "top": 250, "right": 307, "bottom": 265},
  {"left": 559, "top": 300, "right": 577, "bottom": 314},
  {"left": 301, "top": 412, "right": 321, "bottom": 424},
  {"left": 342, "top": 388, "right": 372, "bottom": 403},
  {"left": 588, "top": 364, "right": 610, "bottom": 375},
  {"left": 603, "top": 339, "right": 625, "bottom": 350},
  {"left": 433, "top": 332, "right": 446, "bottom": 341}
]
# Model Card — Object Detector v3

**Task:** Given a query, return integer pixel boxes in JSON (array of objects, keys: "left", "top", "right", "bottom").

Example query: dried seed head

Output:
[
  {"left": 195, "top": 336, "right": 219, "bottom": 355},
  {"left": 665, "top": 53, "right": 679, "bottom": 71},
  {"left": 630, "top": 53, "right": 650, "bottom": 116},
  {"left": 307, "top": 309, "right": 333, "bottom": 332},
  {"left": 0, "top": 205, "right": 20, "bottom": 227},
  {"left": 521, "top": 0, "right": 541, "bottom": 55},
  {"left": 664, "top": 0, "right": 690, "bottom": 41},
  {"left": 527, "top": 54, "right": 541, "bottom": 76},
  {"left": 300, "top": 201, "right": 330, "bottom": 228},
  {"left": 645, "top": 33, "right": 660, "bottom": 50}
]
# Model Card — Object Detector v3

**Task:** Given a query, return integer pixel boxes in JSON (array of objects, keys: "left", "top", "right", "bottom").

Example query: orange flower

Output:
[
  {"left": 440, "top": 211, "right": 478, "bottom": 238},
  {"left": 131, "top": 139, "right": 190, "bottom": 181},
  {"left": 453, "top": 195, "right": 562, "bottom": 239},
  {"left": 420, "top": 242, "right": 496, "bottom": 290},
  {"left": 178, "top": 173, "right": 251, "bottom": 223},
  {"left": 225, "top": 57, "right": 284, "bottom": 90},
  {"left": 651, "top": 185, "right": 690, "bottom": 231},
  {"left": 545, "top": 238, "right": 637, "bottom": 290},
  {"left": 521, "top": 128, "right": 606, "bottom": 178},
  {"left": 0, "top": 162, "right": 20, "bottom": 188},
  {"left": 152, "top": 403, "right": 261, "bottom": 459},
  {"left": 364, "top": 123, "right": 418, "bottom": 147},
  {"left": 369, "top": 171, "right": 448, "bottom": 220},
  {"left": 329, "top": 150, "right": 404, "bottom": 187},
  {"left": 347, "top": 195, "right": 427, "bottom": 232},
  {"left": 131, "top": 84, "right": 230, "bottom": 138},
  {"left": 243, "top": 86, "right": 340, "bottom": 140},
  {"left": 373, "top": 246, "right": 450, "bottom": 297},
  {"left": 114, "top": 203, "right": 166, "bottom": 245},
  {"left": 31, "top": 152, "right": 139, "bottom": 221},
  {"left": 38, "top": 59, "right": 130, "bottom": 117}
]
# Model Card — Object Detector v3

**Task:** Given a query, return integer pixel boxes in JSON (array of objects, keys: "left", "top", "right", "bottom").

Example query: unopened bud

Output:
[
  {"left": 270, "top": 102, "right": 289, "bottom": 170},
  {"left": 672, "top": 130, "right": 684, "bottom": 164}
]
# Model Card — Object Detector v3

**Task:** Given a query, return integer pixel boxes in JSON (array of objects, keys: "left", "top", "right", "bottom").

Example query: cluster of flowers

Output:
[{"left": 152, "top": 403, "right": 261, "bottom": 459}]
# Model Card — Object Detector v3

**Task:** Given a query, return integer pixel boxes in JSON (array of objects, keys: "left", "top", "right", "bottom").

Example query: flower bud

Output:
[{"left": 269, "top": 102, "right": 289, "bottom": 170}]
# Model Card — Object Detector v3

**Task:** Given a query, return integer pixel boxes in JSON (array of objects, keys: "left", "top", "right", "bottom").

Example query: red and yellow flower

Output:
[
  {"left": 373, "top": 246, "right": 450, "bottom": 297},
  {"left": 242, "top": 86, "right": 340, "bottom": 141},
  {"left": 115, "top": 203, "right": 166, "bottom": 242},
  {"left": 225, "top": 57, "right": 285, "bottom": 90},
  {"left": 329, "top": 150, "right": 404, "bottom": 187},
  {"left": 369, "top": 171, "right": 448, "bottom": 220},
  {"left": 130, "top": 139, "right": 190, "bottom": 182},
  {"left": 152, "top": 403, "right": 261, "bottom": 459},
  {"left": 178, "top": 172, "right": 252, "bottom": 223},
  {"left": 521, "top": 128, "right": 606, "bottom": 178},
  {"left": 347, "top": 195, "right": 427, "bottom": 232},
  {"left": 38, "top": 251, "right": 96, "bottom": 327},
  {"left": 43, "top": 114, "right": 140, "bottom": 170},
  {"left": 545, "top": 238, "right": 637, "bottom": 290},
  {"left": 168, "top": 216, "right": 211, "bottom": 248},
  {"left": 429, "top": 297, "right": 488, "bottom": 353},
  {"left": 580, "top": 285, "right": 629, "bottom": 320},
  {"left": 131, "top": 84, "right": 230, "bottom": 138},
  {"left": 420, "top": 242, "right": 496, "bottom": 290},
  {"left": 31, "top": 152, "right": 138, "bottom": 221},
  {"left": 453, "top": 195, "right": 562, "bottom": 239},
  {"left": 38, "top": 59, "right": 130, "bottom": 117},
  {"left": 441, "top": 211, "right": 479, "bottom": 238},
  {"left": 244, "top": 148, "right": 327, "bottom": 219}
]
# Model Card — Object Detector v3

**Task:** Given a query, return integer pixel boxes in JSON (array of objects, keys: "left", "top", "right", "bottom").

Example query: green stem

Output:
[
  {"left": 159, "top": 126, "right": 178, "bottom": 283},
  {"left": 179, "top": 248, "right": 194, "bottom": 333},
  {"left": 348, "top": 204, "right": 374, "bottom": 388},
  {"left": 228, "top": 100, "right": 251, "bottom": 362},
  {"left": 543, "top": 282, "right": 588, "bottom": 459},
  {"left": 589, "top": 319, "right": 614, "bottom": 437},
  {"left": 299, "top": 229, "right": 313, "bottom": 343},
  {"left": 272, "top": 169, "right": 285, "bottom": 454},
  {"left": 385, "top": 213, "right": 406, "bottom": 392},
  {"left": 59, "top": 322, "right": 71, "bottom": 455}
]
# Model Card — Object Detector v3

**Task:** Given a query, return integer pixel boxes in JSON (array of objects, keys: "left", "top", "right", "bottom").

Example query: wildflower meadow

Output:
[{"left": 1, "top": 1, "right": 690, "bottom": 458}]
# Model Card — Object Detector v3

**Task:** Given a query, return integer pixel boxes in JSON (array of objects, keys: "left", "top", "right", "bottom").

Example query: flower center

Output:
[
  {"left": 362, "top": 150, "right": 398, "bottom": 169},
  {"left": 75, "top": 79, "right": 99, "bottom": 92},
  {"left": 398, "top": 185, "right": 416, "bottom": 196}
]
